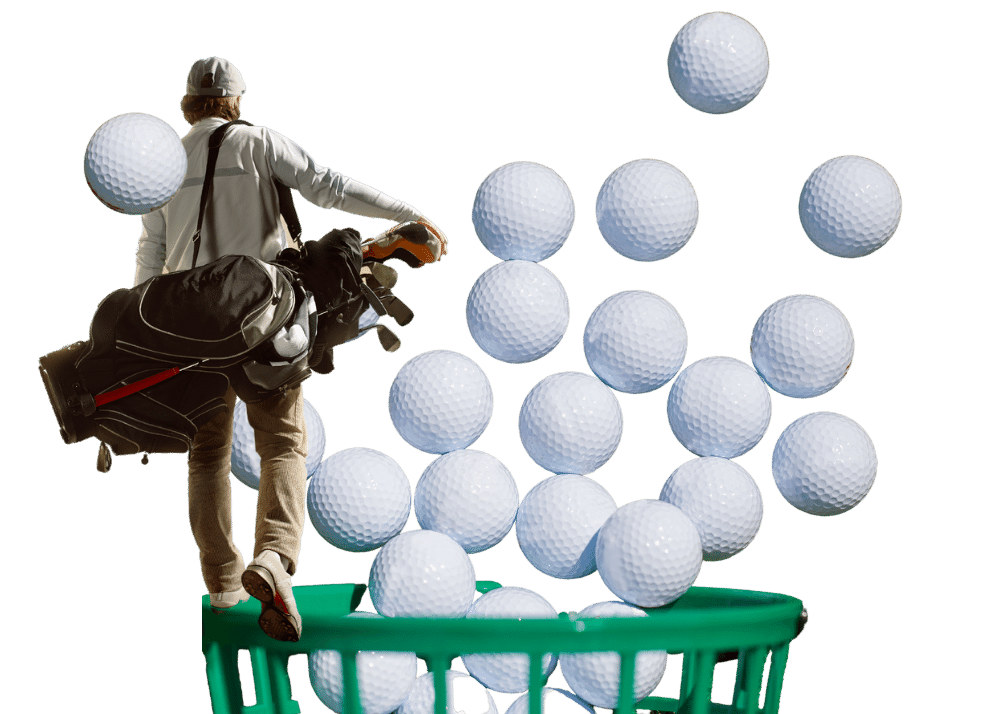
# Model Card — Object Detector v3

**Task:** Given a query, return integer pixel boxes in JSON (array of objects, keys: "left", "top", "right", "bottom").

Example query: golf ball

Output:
[
  {"left": 772, "top": 412, "right": 877, "bottom": 516},
  {"left": 369, "top": 530, "right": 476, "bottom": 618},
  {"left": 799, "top": 155, "right": 902, "bottom": 258},
  {"left": 467, "top": 260, "right": 570, "bottom": 364},
  {"left": 659, "top": 457, "right": 763, "bottom": 561},
  {"left": 506, "top": 688, "right": 595, "bottom": 714},
  {"left": 515, "top": 474, "right": 617, "bottom": 579},
  {"left": 596, "top": 499, "right": 703, "bottom": 608},
  {"left": 308, "top": 612, "right": 417, "bottom": 714},
  {"left": 307, "top": 447, "right": 411, "bottom": 552},
  {"left": 519, "top": 372, "right": 623, "bottom": 475},
  {"left": 415, "top": 449, "right": 519, "bottom": 554},
  {"left": 472, "top": 162, "right": 575, "bottom": 262},
  {"left": 667, "top": 356, "right": 772, "bottom": 458},
  {"left": 751, "top": 294, "right": 855, "bottom": 398},
  {"left": 560, "top": 601, "right": 668, "bottom": 709},
  {"left": 596, "top": 159, "right": 698, "bottom": 261},
  {"left": 84, "top": 113, "right": 187, "bottom": 215},
  {"left": 584, "top": 290, "right": 687, "bottom": 393},
  {"left": 231, "top": 397, "right": 325, "bottom": 489},
  {"left": 398, "top": 671, "right": 498, "bottom": 714},
  {"left": 461, "top": 587, "right": 559, "bottom": 694},
  {"left": 389, "top": 350, "right": 493, "bottom": 454},
  {"left": 668, "top": 12, "right": 769, "bottom": 114}
]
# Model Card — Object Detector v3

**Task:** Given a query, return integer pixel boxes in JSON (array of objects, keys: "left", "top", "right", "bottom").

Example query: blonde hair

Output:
[{"left": 180, "top": 95, "right": 241, "bottom": 125}]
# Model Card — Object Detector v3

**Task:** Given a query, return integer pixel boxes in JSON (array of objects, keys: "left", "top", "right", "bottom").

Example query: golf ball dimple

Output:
[
  {"left": 415, "top": 449, "right": 519, "bottom": 554},
  {"left": 472, "top": 162, "right": 575, "bottom": 262},
  {"left": 516, "top": 474, "right": 617, "bottom": 579},
  {"left": 389, "top": 350, "right": 493, "bottom": 454},
  {"left": 560, "top": 601, "right": 668, "bottom": 709},
  {"left": 369, "top": 530, "right": 477, "bottom": 618},
  {"left": 307, "top": 447, "right": 411, "bottom": 552},
  {"left": 799, "top": 155, "right": 902, "bottom": 258},
  {"left": 596, "top": 500, "right": 703, "bottom": 608},
  {"left": 772, "top": 412, "right": 877, "bottom": 516},
  {"left": 231, "top": 397, "right": 325, "bottom": 489},
  {"left": 461, "top": 587, "right": 559, "bottom": 694},
  {"left": 596, "top": 159, "right": 699, "bottom": 261},
  {"left": 667, "top": 356, "right": 772, "bottom": 458},
  {"left": 659, "top": 457, "right": 763, "bottom": 561},
  {"left": 467, "top": 260, "right": 570, "bottom": 364},
  {"left": 668, "top": 12, "right": 769, "bottom": 114},
  {"left": 308, "top": 612, "right": 417, "bottom": 714},
  {"left": 751, "top": 294, "right": 855, "bottom": 398},
  {"left": 84, "top": 113, "right": 187, "bottom": 215},
  {"left": 519, "top": 372, "right": 623, "bottom": 475},
  {"left": 584, "top": 290, "right": 687, "bottom": 393}
]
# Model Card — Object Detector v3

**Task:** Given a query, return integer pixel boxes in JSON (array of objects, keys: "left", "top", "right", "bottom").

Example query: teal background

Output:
[{"left": 9, "top": 2, "right": 993, "bottom": 711}]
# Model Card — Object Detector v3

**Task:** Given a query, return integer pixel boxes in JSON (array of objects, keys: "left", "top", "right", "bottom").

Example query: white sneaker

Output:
[
  {"left": 210, "top": 586, "right": 250, "bottom": 609},
  {"left": 241, "top": 550, "right": 302, "bottom": 642}
]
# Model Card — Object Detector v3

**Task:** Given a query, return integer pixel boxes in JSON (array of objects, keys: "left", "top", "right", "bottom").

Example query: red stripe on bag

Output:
[{"left": 94, "top": 367, "right": 182, "bottom": 407}]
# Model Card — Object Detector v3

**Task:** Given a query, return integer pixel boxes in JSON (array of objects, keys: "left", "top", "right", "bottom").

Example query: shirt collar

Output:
[{"left": 183, "top": 116, "right": 229, "bottom": 139}]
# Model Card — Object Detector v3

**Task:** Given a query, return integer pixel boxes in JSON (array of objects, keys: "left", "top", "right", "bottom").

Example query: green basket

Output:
[{"left": 202, "top": 581, "right": 806, "bottom": 714}]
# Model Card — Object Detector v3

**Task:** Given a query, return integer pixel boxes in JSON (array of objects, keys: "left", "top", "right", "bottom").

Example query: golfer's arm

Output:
[
  {"left": 134, "top": 210, "right": 167, "bottom": 286},
  {"left": 264, "top": 129, "right": 422, "bottom": 224}
]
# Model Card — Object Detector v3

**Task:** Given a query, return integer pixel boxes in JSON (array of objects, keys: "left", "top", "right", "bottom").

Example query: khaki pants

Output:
[{"left": 188, "top": 385, "right": 307, "bottom": 594}]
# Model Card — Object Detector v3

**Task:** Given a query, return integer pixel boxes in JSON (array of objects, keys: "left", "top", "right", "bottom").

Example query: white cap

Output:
[{"left": 186, "top": 57, "right": 246, "bottom": 97}]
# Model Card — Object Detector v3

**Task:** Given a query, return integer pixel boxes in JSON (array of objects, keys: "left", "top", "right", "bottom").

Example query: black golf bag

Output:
[{"left": 39, "top": 227, "right": 410, "bottom": 471}]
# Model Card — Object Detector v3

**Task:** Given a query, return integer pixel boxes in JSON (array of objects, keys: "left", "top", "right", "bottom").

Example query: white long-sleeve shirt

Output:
[{"left": 134, "top": 117, "right": 423, "bottom": 285}]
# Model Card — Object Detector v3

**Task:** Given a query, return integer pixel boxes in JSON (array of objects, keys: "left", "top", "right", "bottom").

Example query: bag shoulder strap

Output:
[
  {"left": 188, "top": 119, "right": 303, "bottom": 270},
  {"left": 189, "top": 120, "right": 252, "bottom": 270}
]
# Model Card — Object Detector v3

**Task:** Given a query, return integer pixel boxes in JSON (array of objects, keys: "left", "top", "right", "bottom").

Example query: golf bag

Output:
[{"left": 39, "top": 227, "right": 410, "bottom": 471}]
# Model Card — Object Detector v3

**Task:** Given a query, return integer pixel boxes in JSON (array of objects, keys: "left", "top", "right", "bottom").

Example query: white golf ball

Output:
[
  {"left": 596, "top": 500, "right": 702, "bottom": 608},
  {"left": 84, "top": 113, "right": 187, "bottom": 215},
  {"left": 668, "top": 12, "right": 769, "bottom": 114},
  {"left": 369, "top": 530, "right": 477, "bottom": 618},
  {"left": 772, "top": 412, "right": 877, "bottom": 516},
  {"left": 308, "top": 612, "right": 417, "bottom": 714},
  {"left": 472, "top": 162, "right": 575, "bottom": 262},
  {"left": 461, "top": 587, "right": 559, "bottom": 694},
  {"left": 519, "top": 372, "right": 623, "bottom": 475},
  {"left": 560, "top": 601, "right": 668, "bottom": 709},
  {"left": 751, "top": 294, "right": 855, "bottom": 398},
  {"left": 506, "top": 688, "right": 595, "bottom": 714},
  {"left": 799, "top": 156, "right": 902, "bottom": 258},
  {"left": 307, "top": 447, "right": 411, "bottom": 552},
  {"left": 415, "top": 449, "right": 519, "bottom": 554},
  {"left": 389, "top": 350, "right": 493, "bottom": 454},
  {"left": 516, "top": 474, "right": 617, "bottom": 579},
  {"left": 467, "top": 260, "right": 570, "bottom": 364},
  {"left": 667, "top": 356, "right": 772, "bottom": 458},
  {"left": 231, "top": 397, "right": 326, "bottom": 489},
  {"left": 584, "top": 290, "right": 687, "bottom": 393},
  {"left": 595, "top": 159, "right": 698, "bottom": 261},
  {"left": 659, "top": 457, "right": 763, "bottom": 561},
  {"left": 399, "top": 671, "right": 498, "bottom": 714}
]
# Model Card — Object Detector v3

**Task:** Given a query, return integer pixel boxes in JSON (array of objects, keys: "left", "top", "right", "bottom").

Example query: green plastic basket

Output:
[{"left": 202, "top": 581, "right": 806, "bottom": 714}]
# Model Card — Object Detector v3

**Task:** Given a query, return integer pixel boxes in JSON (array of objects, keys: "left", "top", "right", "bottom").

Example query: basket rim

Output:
[{"left": 202, "top": 582, "right": 805, "bottom": 656}]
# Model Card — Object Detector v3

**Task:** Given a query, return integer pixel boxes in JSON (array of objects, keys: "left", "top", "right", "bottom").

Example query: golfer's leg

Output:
[
  {"left": 187, "top": 387, "right": 245, "bottom": 593},
  {"left": 247, "top": 386, "right": 307, "bottom": 576}
]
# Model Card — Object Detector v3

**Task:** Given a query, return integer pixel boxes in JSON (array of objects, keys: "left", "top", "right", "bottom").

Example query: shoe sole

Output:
[{"left": 242, "top": 566, "right": 301, "bottom": 642}]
